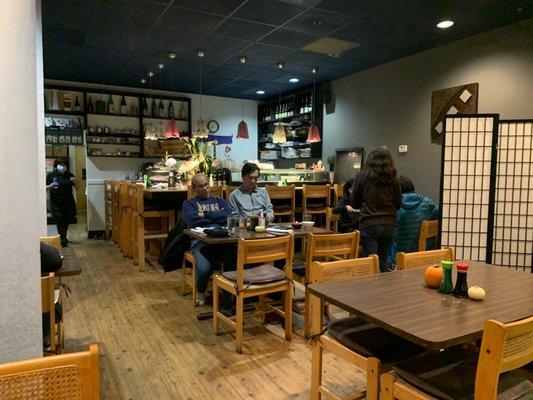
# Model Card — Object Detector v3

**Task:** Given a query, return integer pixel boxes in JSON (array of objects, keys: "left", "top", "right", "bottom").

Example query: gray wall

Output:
[{"left": 323, "top": 19, "right": 533, "bottom": 202}]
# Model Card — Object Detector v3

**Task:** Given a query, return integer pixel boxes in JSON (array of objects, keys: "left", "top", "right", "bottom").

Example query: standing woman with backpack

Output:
[{"left": 350, "top": 147, "right": 401, "bottom": 272}]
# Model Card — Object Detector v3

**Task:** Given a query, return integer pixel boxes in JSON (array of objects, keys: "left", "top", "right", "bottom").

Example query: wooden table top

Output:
[
  {"left": 184, "top": 223, "right": 330, "bottom": 244},
  {"left": 307, "top": 261, "right": 533, "bottom": 350}
]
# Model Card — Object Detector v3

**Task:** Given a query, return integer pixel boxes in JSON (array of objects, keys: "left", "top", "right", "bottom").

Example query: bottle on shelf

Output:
[
  {"left": 108, "top": 94, "right": 115, "bottom": 114},
  {"left": 74, "top": 96, "right": 81, "bottom": 112},
  {"left": 151, "top": 98, "right": 157, "bottom": 118},
  {"left": 158, "top": 99, "right": 164, "bottom": 118},
  {"left": 168, "top": 101, "right": 174, "bottom": 119},
  {"left": 87, "top": 98, "right": 94, "bottom": 113},
  {"left": 120, "top": 95, "right": 127, "bottom": 115},
  {"left": 142, "top": 97, "right": 149, "bottom": 117}
]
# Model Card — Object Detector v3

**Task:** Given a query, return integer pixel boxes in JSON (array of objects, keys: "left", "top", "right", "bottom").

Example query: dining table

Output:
[{"left": 307, "top": 261, "right": 533, "bottom": 350}]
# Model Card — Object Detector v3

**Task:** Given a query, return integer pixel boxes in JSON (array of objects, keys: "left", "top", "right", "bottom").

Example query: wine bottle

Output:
[
  {"left": 120, "top": 95, "right": 127, "bottom": 115},
  {"left": 151, "top": 98, "right": 157, "bottom": 118},
  {"left": 158, "top": 99, "right": 164, "bottom": 118},
  {"left": 87, "top": 98, "right": 94, "bottom": 113},
  {"left": 74, "top": 96, "right": 81, "bottom": 112},
  {"left": 142, "top": 97, "right": 149, "bottom": 117},
  {"left": 108, "top": 94, "right": 115, "bottom": 114},
  {"left": 168, "top": 101, "right": 174, "bottom": 118}
]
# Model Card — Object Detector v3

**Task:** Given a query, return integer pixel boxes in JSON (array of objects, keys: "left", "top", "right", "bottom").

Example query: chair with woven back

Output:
[
  {"left": 396, "top": 247, "right": 454, "bottom": 270},
  {"left": 293, "top": 231, "right": 359, "bottom": 338},
  {"left": 0, "top": 344, "right": 100, "bottom": 399},
  {"left": 266, "top": 185, "right": 296, "bottom": 222},
  {"left": 213, "top": 234, "right": 294, "bottom": 354},
  {"left": 41, "top": 273, "right": 63, "bottom": 354},
  {"left": 380, "top": 316, "right": 533, "bottom": 400},
  {"left": 417, "top": 219, "right": 439, "bottom": 251}
]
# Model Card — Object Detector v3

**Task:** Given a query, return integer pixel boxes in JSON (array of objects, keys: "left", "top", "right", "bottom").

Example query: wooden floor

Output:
[{"left": 62, "top": 222, "right": 366, "bottom": 399}]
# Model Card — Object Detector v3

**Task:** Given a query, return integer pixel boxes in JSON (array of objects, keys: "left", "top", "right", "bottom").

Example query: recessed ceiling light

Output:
[
  {"left": 239, "top": 56, "right": 247, "bottom": 64},
  {"left": 313, "top": 20, "right": 322, "bottom": 26},
  {"left": 289, "top": 78, "right": 299, "bottom": 83},
  {"left": 156, "top": 62, "right": 164, "bottom": 69},
  {"left": 277, "top": 62, "right": 285, "bottom": 69},
  {"left": 167, "top": 52, "right": 176, "bottom": 59},
  {"left": 147, "top": 71, "right": 154, "bottom": 78},
  {"left": 140, "top": 78, "right": 147, "bottom": 84},
  {"left": 311, "top": 67, "right": 318, "bottom": 74},
  {"left": 437, "top": 20, "right": 454, "bottom": 29},
  {"left": 196, "top": 50, "right": 205, "bottom": 58},
  {"left": 256, "top": 90, "right": 265, "bottom": 95}
]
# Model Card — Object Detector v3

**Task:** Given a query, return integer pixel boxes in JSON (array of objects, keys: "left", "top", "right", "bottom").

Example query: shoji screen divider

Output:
[{"left": 439, "top": 115, "right": 533, "bottom": 272}]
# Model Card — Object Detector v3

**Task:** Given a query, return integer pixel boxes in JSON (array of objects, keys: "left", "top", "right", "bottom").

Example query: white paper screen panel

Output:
[
  {"left": 492, "top": 121, "right": 533, "bottom": 270},
  {"left": 441, "top": 116, "right": 496, "bottom": 262}
]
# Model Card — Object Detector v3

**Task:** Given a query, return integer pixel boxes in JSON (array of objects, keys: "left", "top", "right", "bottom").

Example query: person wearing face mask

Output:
[{"left": 46, "top": 158, "right": 79, "bottom": 247}]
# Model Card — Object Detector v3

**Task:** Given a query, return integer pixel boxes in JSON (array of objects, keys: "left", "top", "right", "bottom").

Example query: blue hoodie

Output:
[{"left": 392, "top": 192, "right": 438, "bottom": 256}]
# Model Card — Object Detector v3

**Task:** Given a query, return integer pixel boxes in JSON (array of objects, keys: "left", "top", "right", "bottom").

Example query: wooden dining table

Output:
[{"left": 307, "top": 261, "right": 533, "bottom": 350}]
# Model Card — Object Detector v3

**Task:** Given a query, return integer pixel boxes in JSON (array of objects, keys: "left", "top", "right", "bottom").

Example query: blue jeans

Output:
[
  {"left": 360, "top": 224, "right": 396, "bottom": 273},
  {"left": 191, "top": 239, "right": 212, "bottom": 293}
]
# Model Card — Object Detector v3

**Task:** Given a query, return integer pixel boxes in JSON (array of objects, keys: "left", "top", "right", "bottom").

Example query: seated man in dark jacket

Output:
[
  {"left": 332, "top": 179, "right": 359, "bottom": 232},
  {"left": 183, "top": 174, "right": 233, "bottom": 305},
  {"left": 390, "top": 176, "right": 438, "bottom": 262}
]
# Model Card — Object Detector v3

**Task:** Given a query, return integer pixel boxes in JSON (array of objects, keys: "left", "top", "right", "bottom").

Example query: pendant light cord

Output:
[
  {"left": 312, "top": 72, "right": 316, "bottom": 124},
  {"left": 198, "top": 61, "right": 203, "bottom": 119}
]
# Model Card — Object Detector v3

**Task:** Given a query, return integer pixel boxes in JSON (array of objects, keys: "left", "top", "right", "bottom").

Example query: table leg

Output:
[{"left": 310, "top": 292, "right": 324, "bottom": 400}]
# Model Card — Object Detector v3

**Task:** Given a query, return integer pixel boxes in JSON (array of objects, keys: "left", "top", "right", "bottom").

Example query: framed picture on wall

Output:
[{"left": 333, "top": 148, "right": 364, "bottom": 184}]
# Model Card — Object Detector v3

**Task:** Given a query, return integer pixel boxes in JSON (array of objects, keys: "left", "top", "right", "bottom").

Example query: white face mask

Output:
[{"left": 56, "top": 164, "right": 65, "bottom": 173}]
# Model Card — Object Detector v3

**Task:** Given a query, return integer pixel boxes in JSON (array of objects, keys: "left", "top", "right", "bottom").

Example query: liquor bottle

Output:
[
  {"left": 158, "top": 99, "right": 164, "bottom": 118},
  {"left": 108, "top": 94, "right": 115, "bottom": 114},
  {"left": 142, "top": 97, "right": 149, "bottom": 117},
  {"left": 120, "top": 95, "right": 127, "bottom": 115},
  {"left": 74, "top": 96, "right": 81, "bottom": 112},
  {"left": 168, "top": 101, "right": 174, "bottom": 118},
  {"left": 151, "top": 98, "right": 157, "bottom": 118},
  {"left": 87, "top": 97, "right": 94, "bottom": 113}
]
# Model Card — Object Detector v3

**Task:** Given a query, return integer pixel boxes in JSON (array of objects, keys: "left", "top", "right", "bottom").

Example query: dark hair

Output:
[
  {"left": 53, "top": 158, "right": 68, "bottom": 169},
  {"left": 241, "top": 162, "right": 260, "bottom": 177},
  {"left": 399, "top": 175, "right": 415, "bottom": 193},
  {"left": 363, "top": 146, "right": 397, "bottom": 185},
  {"left": 343, "top": 179, "right": 354, "bottom": 196}
]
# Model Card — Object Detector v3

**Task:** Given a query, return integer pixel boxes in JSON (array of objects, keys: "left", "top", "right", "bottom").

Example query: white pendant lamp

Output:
[{"left": 272, "top": 90, "right": 286, "bottom": 143}]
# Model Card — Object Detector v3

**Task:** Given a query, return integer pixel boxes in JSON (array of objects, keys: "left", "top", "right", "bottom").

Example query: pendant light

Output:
[
  {"left": 236, "top": 99, "right": 249, "bottom": 139},
  {"left": 145, "top": 72, "right": 156, "bottom": 140},
  {"left": 193, "top": 50, "right": 209, "bottom": 139},
  {"left": 307, "top": 67, "right": 321, "bottom": 143},
  {"left": 272, "top": 90, "right": 286, "bottom": 144},
  {"left": 165, "top": 52, "right": 180, "bottom": 138}
]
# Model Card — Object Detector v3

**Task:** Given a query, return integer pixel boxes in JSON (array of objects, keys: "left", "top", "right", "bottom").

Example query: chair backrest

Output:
[
  {"left": 187, "top": 185, "right": 224, "bottom": 199},
  {"left": 235, "top": 234, "right": 294, "bottom": 290},
  {"left": 396, "top": 247, "right": 454, "bottom": 270},
  {"left": 325, "top": 207, "right": 340, "bottom": 233},
  {"left": 305, "top": 232, "right": 359, "bottom": 282},
  {"left": 333, "top": 184, "right": 344, "bottom": 205},
  {"left": 40, "top": 235, "right": 61, "bottom": 251},
  {"left": 224, "top": 185, "right": 240, "bottom": 199},
  {"left": 418, "top": 220, "right": 439, "bottom": 251},
  {"left": 309, "top": 255, "right": 379, "bottom": 284},
  {"left": 475, "top": 316, "right": 533, "bottom": 398},
  {"left": 266, "top": 185, "right": 295, "bottom": 201},
  {"left": 303, "top": 184, "right": 331, "bottom": 201},
  {"left": 0, "top": 344, "right": 100, "bottom": 399},
  {"left": 131, "top": 184, "right": 144, "bottom": 214}
]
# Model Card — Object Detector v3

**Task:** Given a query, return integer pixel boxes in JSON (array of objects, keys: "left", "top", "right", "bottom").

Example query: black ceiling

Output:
[{"left": 42, "top": 0, "right": 532, "bottom": 99}]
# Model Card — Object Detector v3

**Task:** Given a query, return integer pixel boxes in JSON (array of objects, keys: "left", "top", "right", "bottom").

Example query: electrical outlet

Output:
[{"left": 398, "top": 145, "right": 408, "bottom": 154}]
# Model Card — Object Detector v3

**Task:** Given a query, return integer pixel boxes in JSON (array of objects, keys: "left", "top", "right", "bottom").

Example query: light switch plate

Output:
[{"left": 398, "top": 145, "right": 408, "bottom": 154}]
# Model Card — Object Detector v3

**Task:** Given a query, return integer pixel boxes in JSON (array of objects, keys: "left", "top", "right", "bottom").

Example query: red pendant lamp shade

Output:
[
  {"left": 307, "top": 124, "right": 321, "bottom": 143},
  {"left": 165, "top": 118, "right": 180, "bottom": 138},
  {"left": 237, "top": 120, "right": 249, "bottom": 139}
]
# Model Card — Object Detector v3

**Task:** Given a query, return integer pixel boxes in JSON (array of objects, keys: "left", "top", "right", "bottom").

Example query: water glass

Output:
[
  {"left": 302, "top": 212, "right": 312, "bottom": 222},
  {"left": 227, "top": 216, "right": 239, "bottom": 236},
  {"left": 238, "top": 216, "right": 247, "bottom": 230}
]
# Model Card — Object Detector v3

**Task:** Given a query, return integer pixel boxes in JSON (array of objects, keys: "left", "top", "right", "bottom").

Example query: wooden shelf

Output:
[
  {"left": 87, "top": 112, "right": 139, "bottom": 118},
  {"left": 142, "top": 116, "right": 189, "bottom": 122},
  {"left": 87, "top": 154, "right": 140, "bottom": 158},
  {"left": 87, "top": 133, "right": 139, "bottom": 139},
  {"left": 259, "top": 112, "right": 311, "bottom": 125},
  {"left": 45, "top": 110, "right": 85, "bottom": 116}
]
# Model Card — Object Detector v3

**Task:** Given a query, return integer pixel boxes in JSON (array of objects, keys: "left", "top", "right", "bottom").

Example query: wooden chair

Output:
[
  {"left": 417, "top": 219, "right": 439, "bottom": 251},
  {"left": 182, "top": 250, "right": 198, "bottom": 306},
  {"left": 117, "top": 182, "right": 133, "bottom": 257},
  {"left": 301, "top": 184, "right": 331, "bottom": 226},
  {"left": 380, "top": 316, "right": 533, "bottom": 400},
  {"left": 40, "top": 235, "right": 61, "bottom": 250},
  {"left": 132, "top": 184, "right": 175, "bottom": 271},
  {"left": 187, "top": 185, "right": 224, "bottom": 199},
  {"left": 104, "top": 180, "right": 113, "bottom": 239},
  {"left": 396, "top": 247, "right": 454, "bottom": 270},
  {"left": 111, "top": 181, "right": 120, "bottom": 244},
  {"left": 325, "top": 207, "right": 340, "bottom": 233},
  {"left": 223, "top": 184, "right": 240, "bottom": 199},
  {"left": 266, "top": 185, "right": 296, "bottom": 222},
  {"left": 0, "top": 344, "right": 100, "bottom": 399},
  {"left": 333, "top": 183, "right": 343, "bottom": 206},
  {"left": 41, "top": 273, "right": 63, "bottom": 354},
  {"left": 296, "top": 232, "right": 360, "bottom": 338},
  {"left": 213, "top": 234, "right": 294, "bottom": 354}
]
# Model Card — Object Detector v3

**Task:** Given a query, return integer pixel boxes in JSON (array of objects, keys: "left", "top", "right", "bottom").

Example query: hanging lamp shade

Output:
[
  {"left": 307, "top": 124, "right": 321, "bottom": 143},
  {"left": 165, "top": 117, "right": 180, "bottom": 138},
  {"left": 272, "top": 123, "right": 287, "bottom": 144},
  {"left": 193, "top": 117, "right": 209, "bottom": 138},
  {"left": 236, "top": 120, "right": 249, "bottom": 139}
]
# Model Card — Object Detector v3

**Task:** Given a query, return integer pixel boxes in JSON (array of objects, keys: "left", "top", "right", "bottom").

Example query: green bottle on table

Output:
[{"left": 438, "top": 260, "right": 454, "bottom": 294}]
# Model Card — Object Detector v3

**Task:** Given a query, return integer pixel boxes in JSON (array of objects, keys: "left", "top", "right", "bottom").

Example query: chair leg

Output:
[
  {"left": 192, "top": 259, "right": 198, "bottom": 307},
  {"left": 310, "top": 338, "right": 323, "bottom": 400},
  {"left": 284, "top": 286, "right": 292, "bottom": 341},
  {"left": 304, "top": 290, "right": 311, "bottom": 339},
  {"left": 257, "top": 295, "right": 265, "bottom": 324},
  {"left": 235, "top": 293, "right": 244, "bottom": 354},
  {"left": 367, "top": 357, "right": 381, "bottom": 400},
  {"left": 380, "top": 371, "right": 395, "bottom": 400},
  {"left": 138, "top": 217, "right": 145, "bottom": 272},
  {"left": 181, "top": 257, "right": 188, "bottom": 296},
  {"left": 213, "top": 277, "right": 219, "bottom": 335},
  {"left": 57, "top": 319, "right": 63, "bottom": 354}
]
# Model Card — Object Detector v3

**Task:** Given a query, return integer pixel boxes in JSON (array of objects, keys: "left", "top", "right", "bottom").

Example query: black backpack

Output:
[{"left": 158, "top": 218, "right": 190, "bottom": 273}]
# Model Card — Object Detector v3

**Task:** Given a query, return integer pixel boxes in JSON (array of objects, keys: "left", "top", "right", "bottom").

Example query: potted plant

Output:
[{"left": 327, "top": 155, "right": 336, "bottom": 172}]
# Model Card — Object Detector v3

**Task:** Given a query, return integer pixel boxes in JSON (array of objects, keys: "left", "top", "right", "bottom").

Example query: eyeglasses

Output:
[{"left": 245, "top": 174, "right": 260, "bottom": 181}]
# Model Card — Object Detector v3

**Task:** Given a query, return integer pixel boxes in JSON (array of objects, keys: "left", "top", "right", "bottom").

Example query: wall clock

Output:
[{"left": 208, "top": 120, "right": 219, "bottom": 133}]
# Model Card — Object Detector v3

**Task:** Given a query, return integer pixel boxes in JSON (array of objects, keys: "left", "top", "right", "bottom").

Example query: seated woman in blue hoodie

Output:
[
  {"left": 390, "top": 176, "right": 438, "bottom": 263},
  {"left": 183, "top": 173, "right": 233, "bottom": 305}
]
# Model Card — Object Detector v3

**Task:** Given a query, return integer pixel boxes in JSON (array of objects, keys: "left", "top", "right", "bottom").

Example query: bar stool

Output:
[
  {"left": 132, "top": 184, "right": 175, "bottom": 271},
  {"left": 301, "top": 184, "right": 331, "bottom": 226},
  {"left": 266, "top": 185, "right": 296, "bottom": 222}
]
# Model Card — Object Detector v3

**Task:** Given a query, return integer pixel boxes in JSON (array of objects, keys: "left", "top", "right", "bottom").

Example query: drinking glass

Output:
[
  {"left": 238, "top": 216, "right": 247, "bottom": 230},
  {"left": 302, "top": 212, "right": 312, "bottom": 222},
  {"left": 227, "top": 216, "right": 239, "bottom": 236}
]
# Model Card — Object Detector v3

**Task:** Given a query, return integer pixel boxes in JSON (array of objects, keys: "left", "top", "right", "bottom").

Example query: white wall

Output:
[
  {"left": 323, "top": 19, "right": 533, "bottom": 201},
  {"left": 0, "top": 0, "right": 44, "bottom": 361},
  {"left": 45, "top": 80, "right": 258, "bottom": 231}
]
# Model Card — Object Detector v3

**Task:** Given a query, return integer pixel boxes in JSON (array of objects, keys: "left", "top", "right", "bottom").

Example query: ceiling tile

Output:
[
  {"left": 171, "top": 0, "right": 244, "bottom": 15},
  {"left": 285, "top": 8, "right": 355, "bottom": 35},
  {"left": 211, "top": 18, "right": 274, "bottom": 42},
  {"left": 258, "top": 28, "right": 319, "bottom": 49},
  {"left": 233, "top": 0, "right": 306, "bottom": 25},
  {"left": 313, "top": 0, "right": 384, "bottom": 18},
  {"left": 157, "top": 6, "right": 225, "bottom": 34}
]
